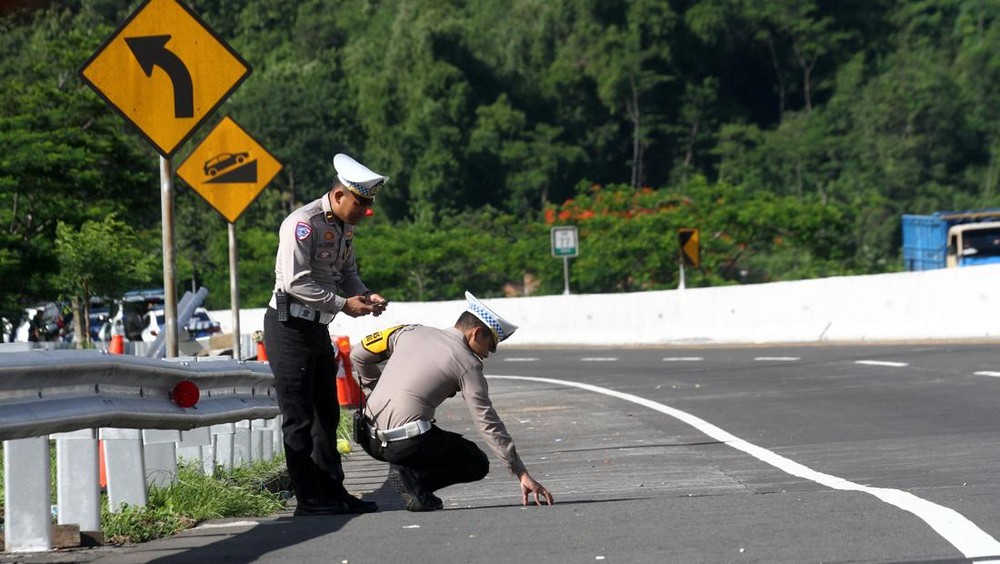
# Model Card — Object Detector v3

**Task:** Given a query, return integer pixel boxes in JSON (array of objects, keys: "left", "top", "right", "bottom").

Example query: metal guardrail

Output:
[
  {"left": 0, "top": 350, "right": 280, "bottom": 553},
  {"left": 0, "top": 350, "right": 277, "bottom": 440}
]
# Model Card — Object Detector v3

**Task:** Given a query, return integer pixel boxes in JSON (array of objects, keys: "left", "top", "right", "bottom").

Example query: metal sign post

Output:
[
  {"left": 160, "top": 156, "right": 178, "bottom": 357},
  {"left": 551, "top": 226, "right": 579, "bottom": 295},
  {"left": 228, "top": 223, "right": 241, "bottom": 360}
]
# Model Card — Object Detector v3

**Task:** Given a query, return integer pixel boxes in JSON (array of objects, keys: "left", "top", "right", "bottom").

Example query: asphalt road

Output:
[{"left": 9, "top": 343, "right": 1000, "bottom": 564}]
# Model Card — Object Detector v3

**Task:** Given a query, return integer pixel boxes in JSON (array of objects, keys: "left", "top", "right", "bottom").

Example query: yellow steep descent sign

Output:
[
  {"left": 176, "top": 116, "right": 282, "bottom": 223},
  {"left": 78, "top": 0, "right": 251, "bottom": 157}
]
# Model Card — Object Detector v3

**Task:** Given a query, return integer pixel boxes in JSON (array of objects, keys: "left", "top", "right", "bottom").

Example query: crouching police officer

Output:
[
  {"left": 351, "top": 292, "right": 554, "bottom": 511},
  {"left": 265, "top": 153, "right": 389, "bottom": 516}
]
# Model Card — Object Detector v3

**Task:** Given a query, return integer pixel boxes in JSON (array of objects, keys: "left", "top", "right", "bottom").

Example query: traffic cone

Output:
[
  {"left": 334, "top": 335, "right": 361, "bottom": 408},
  {"left": 252, "top": 330, "right": 268, "bottom": 362},
  {"left": 109, "top": 334, "right": 124, "bottom": 355}
]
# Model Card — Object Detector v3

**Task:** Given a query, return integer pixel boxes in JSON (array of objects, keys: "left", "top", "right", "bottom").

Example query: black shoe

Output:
[
  {"left": 293, "top": 498, "right": 349, "bottom": 516},
  {"left": 425, "top": 492, "right": 444, "bottom": 510},
  {"left": 388, "top": 466, "right": 439, "bottom": 512},
  {"left": 324, "top": 483, "right": 380, "bottom": 514},
  {"left": 334, "top": 492, "right": 379, "bottom": 514}
]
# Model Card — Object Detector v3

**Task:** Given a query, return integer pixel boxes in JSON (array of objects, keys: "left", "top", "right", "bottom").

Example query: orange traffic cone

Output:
[
  {"left": 109, "top": 334, "right": 124, "bottom": 355},
  {"left": 334, "top": 335, "right": 361, "bottom": 408},
  {"left": 252, "top": 330, "right": 268, "bottom": 362}
]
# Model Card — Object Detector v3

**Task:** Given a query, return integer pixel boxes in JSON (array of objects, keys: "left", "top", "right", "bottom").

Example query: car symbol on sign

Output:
[{"left": 203, "top": 152, "right": 249, "bottom": 176}]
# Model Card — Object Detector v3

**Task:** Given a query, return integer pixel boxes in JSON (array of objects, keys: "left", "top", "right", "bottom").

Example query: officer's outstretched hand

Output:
[
  {"left": 342, "top": 295, "right": 379, "bottom": 317},
  {"left": 518, "top": 471, "right": 554, "bottom": 506}
]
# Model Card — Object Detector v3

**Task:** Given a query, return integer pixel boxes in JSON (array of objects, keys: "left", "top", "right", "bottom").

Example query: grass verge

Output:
[{"left": 100, "top": 457, "right": 288, "bottom": 544}]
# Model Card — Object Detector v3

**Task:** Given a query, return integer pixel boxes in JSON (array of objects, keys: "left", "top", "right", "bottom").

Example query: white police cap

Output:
[
  {"left": 464, "top": 291, "right": 518, "bottom": 344},
  {"left": 333, "top": 153, "right": 389, "bottom": 199}
]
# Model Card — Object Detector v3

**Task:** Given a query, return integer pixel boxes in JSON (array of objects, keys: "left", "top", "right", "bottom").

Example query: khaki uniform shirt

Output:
[
  {"left": 273, "top": 194, "right": 368, "bottom": 313},
  {"left": 353, "top": 325, "right": 527, "bottom": 476}
]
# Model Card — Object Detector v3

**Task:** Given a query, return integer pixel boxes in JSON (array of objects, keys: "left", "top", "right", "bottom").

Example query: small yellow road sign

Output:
[
  {"left": 679, "top": 227, "right": 700, "bottom": 267},
  {"left": 78, "top": 0, "right": 251, "bottom": 157},
  {"left": 176, "top": 116, "right": 282, "bottom": 223}
]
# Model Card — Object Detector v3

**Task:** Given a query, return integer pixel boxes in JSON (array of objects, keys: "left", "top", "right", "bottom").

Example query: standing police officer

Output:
[
  {"left": 265, "top": 153, "right": 389, "bottom": 516},
  {"left": 351, "top": 292, "right": 554, "bottom": 511}
]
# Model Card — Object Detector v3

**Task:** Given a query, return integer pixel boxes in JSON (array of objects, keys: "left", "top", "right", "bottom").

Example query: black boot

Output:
[{"left": 388, "top": 465, "right": 441, "bottom": 512}]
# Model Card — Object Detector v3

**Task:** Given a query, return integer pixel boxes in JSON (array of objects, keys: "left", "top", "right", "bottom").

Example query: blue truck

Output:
[{"left": 901, "top": 210, "right": 1000, "bottom": 270}]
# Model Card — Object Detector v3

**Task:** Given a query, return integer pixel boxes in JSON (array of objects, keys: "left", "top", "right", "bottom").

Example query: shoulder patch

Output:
[
  {"left": 295, "top": 222, "right": 312, "bottom": 240},
  {"left": 361, "top": 325, "right": 405, "bottom": 355}
]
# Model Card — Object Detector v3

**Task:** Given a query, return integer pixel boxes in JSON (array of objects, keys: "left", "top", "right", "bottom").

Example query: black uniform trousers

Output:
[
  {"left": 359, "top": 424, "right": 489, "bottom": 494},
  {"left": 264, "top": 307, "right": 346, "bottom": 502}
]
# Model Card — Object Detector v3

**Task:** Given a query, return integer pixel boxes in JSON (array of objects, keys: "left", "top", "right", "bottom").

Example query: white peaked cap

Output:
[
  {"left": 464, "top": 291, "right": 518, "bottom": 343},
  {"left": 333, "top": 153, "right": 389, "bottom": 199}
]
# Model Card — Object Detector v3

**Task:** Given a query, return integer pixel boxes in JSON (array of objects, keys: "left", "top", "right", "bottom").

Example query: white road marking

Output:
[
  {"left": 491, "top": 374, "right": 1000, "bottom": 560},
  {"left": 856, "top": 360, "right": 909, "bottom": 367},
  {"left": 195, "top": 520, "right": 259, "bottom": 529},
  {"left": 663, "top": 357, "right": 704, "bottom": 362},
  {"left": 974, "top": 371, "right": 1000, "bottom": 378},
  {"left": 754, "top": 356, "right": 800, "bottom": 362},
  {"left": 580, "top": 357, "right": 618, "bottom": 362},
  {"left": 504, "top": 357, "right": 540, "bottom": 362}
]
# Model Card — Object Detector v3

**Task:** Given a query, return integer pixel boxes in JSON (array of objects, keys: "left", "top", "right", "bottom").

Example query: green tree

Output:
[{"left": 54, "top": 214, "right": 157, "bottom": 346}]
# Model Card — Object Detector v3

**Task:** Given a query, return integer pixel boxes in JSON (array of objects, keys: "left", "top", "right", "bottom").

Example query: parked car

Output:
[{"left": 142, "top": 307, "right": 221, "bottom": 342}]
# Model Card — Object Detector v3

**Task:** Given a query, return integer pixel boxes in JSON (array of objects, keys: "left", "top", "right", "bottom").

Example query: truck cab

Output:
[
  {"left": 947, "top": 221, "right": 1000, "bottom": 268},
  {"left": 902, "top": 209, "right": 1000, "bottom": 270}
]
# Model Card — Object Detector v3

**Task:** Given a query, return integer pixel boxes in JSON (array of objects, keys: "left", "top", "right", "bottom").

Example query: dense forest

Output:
[{"left": 2, "top": 0, "right": 999, "bottom": 324}]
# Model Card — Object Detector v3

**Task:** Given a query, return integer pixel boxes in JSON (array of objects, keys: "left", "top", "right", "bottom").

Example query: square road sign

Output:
[{"left": 551, "top": 226, "right": 579, "bottom": 258}]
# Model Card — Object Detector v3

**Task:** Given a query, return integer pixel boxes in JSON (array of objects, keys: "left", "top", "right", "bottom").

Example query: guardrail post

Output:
[
  {"left": 212, "top": 423, "right": 236, "bottom": 470},
  {"left": 3, "top": 437, "right": 52, "bottom": 552},
  {"left": 176, "top": 427, "right": 212, "bottom": 474},
  {"left": 251, "top": 419, "right": 267, "bottom": 461},
  {"left": 53, "top": 430, "right": 100, "bottom": 533},
  {"left": 201, "top": 436, "right": 217, "bottom": 476},
  {"left": 272, "top": 415, "right": 283, "bottom": 457},
  {"left": 257, "top": 418, "right": 274, "bottom": 461},
  {"left": 234, "top": 420, "right": 251, "bottom": 465},
  {"left": 100, "top": 428, "right": 147, "bottom": 511},
  {"left": 142, "top": 430, "right": 180, "bottom": 488}
]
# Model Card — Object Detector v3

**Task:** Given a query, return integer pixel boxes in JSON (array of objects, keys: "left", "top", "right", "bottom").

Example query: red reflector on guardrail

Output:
[{"left": 171, "top": 380, "right": 200, "bottom": 408}]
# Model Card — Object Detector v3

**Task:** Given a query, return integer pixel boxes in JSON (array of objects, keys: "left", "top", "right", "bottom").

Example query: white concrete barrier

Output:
[{"left": 214, "top": 264, "right": 1000, "bottom": 347}]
